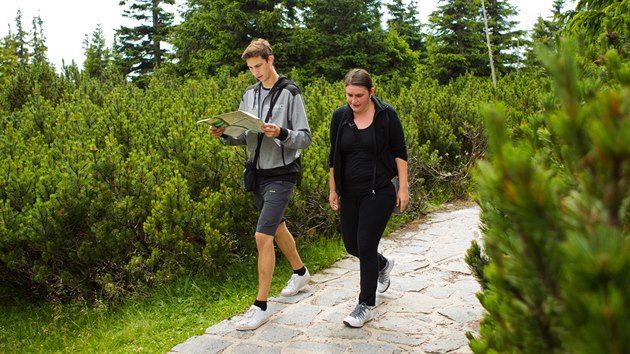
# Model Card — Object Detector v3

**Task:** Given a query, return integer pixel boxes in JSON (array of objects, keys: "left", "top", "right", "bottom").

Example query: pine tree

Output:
[
  {"left": 29, "top": 15, "right": 48, "bottom": 65},
  {"left": 83, "top": 25, "right": 112, "bottom": 79},
  {"left": 482, "top": 0, "right": 526, "bottom": 75},
  {"left": 290, "top": 0, "right": 418, "bottom": 80},
  {"left": 567, "top": 0, "right": 629, "bottom": 60},
  {"left": 170, "top": 0, "right": 287, "bottom": 77},
  {"left": 115, "top": 0, "right": 176, "bottom": 87},
  {"left": 426, "top": 0, "right": 487, "bottom": 83},
  {"left": 298, "top": 0, "right": 386, "bottom": 79},
  {"left": 0, "top": 32, "right": 20, "bottom": 91},
  {"left": 0, "top": 11, "right": 62, "bottom": 111},
  {"left": 549, "top": 0, "right": 569, "bottom": 35},
  {"left": 13, "top": 10, "right": 29, "bottom": 66},
  {"left": 467, "top": 38, "right": 630, "bottom": 353},
  {"left": 385, "top": 0, "right": 425, "bottom": 52},
  {"left": 523, "top": 0, "right": 567, "bottom": 72}
]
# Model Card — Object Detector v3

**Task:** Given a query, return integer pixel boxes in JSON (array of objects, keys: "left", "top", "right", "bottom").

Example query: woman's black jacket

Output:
[{"left": 328, "top": 96, "right": 407, "bottom": 196}]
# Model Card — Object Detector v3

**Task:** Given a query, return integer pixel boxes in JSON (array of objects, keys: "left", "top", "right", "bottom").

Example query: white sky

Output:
[{"left": 0, "top": 0, "right": 575, "bottom": 69}]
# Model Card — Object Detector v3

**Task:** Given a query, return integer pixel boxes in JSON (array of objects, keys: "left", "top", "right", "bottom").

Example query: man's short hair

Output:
[{"left": 242, "top": 39, "right": 273, "bottom": 61}]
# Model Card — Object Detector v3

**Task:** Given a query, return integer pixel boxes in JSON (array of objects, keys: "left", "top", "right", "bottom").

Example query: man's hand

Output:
[
  {"left": 210, "top": 126, "right": 225, "bottom": 138},
  {"left": 262, "top": 123, "right": 280, "bottom": 138}
]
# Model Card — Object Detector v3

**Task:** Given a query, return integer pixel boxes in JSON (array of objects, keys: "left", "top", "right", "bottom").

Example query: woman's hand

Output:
[
  {"left": 329, "top": 190, "right": 339, "bottom": 212},
  {"left": 397, "top": 186, "right": 409, "bottom": 213}
]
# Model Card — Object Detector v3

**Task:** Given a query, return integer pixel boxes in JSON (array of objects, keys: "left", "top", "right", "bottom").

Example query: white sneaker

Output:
[
  {"left": 280, "top": 268, "right": 311, "bottom": 296},
  {"left": 343, "top": 303, "right": 374, "bottom": 328},
  {"left": 234, "top": 305, "right": 270, "bottom": 331},
  {"left": 377, "top": 257, "right": 395, "bottom": 293}
]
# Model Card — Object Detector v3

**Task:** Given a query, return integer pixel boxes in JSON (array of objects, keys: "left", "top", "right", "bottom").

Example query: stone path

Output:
[{"left": 170, "top": 204, "right": 483, "bottom": 354}]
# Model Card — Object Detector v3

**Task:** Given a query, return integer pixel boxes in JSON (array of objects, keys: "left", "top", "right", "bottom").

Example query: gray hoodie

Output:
[{"left": 223, "top": 76, "right": 311, "bottom": 171}]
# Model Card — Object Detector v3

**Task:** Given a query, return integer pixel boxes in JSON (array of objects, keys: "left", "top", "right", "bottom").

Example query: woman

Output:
[{"left": 328, "top": 68, "right": 409, "bottom": 328}]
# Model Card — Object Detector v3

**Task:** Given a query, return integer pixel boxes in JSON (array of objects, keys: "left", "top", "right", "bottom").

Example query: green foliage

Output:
[
  {"left": 287, "top": 0, "right": 415, "bottom": 80},
  {"left": 3, "top": 64, "right": 63, "bottom": 112},
  {"left": 385, "top": 0, "right": 425, "bottom": 53},
  {"left": 29, "top": 16, "right": 48, "bottom": 65},
  {"left": 485, "top": 0, "right": 528, "bottom": 75},
  {"left": 0, "top": 234, "right": 347, "bottom": 353},
  {"left": 171, "top": 0, "right": 289, "bottom": 78},
  {"left": 568, "top": 0, "right": 630, "bottom": 60},
  {"left": 528, "top": 1, "right": 569, "bottom": 56},
  {"left": 5, "top": 0, "right": 600, "bottom": 87},
  {"left": 465, "top": 240, "right": 489, "bottom": 289},
  {"left": 115, "top": 0, "right": 176, "bottom": 86},
  {"left": 0, "top": 35, "right": 20, "bottom": 93},
  {"left": 12, "top": 10, "right": 30, "bottom": 65},
  {"left": 170, "top": 0, "right": 421, "bottom": 82},
  {"left": 387, "top": 73, "right": 476, "bottom": 202},
  {"left": 426, "top": 0, "right": 488, "bottom": 84},
  {"left": 426, "top": 0, "right": 526, "bottom": 83},
  {"left": 0, "top": 72, "right": 255, "bottom": 299},
  {"left": 468, "top": 38, "right": 630, "bottom": 353},
  {"left": 82, "top": 25, "right": 117, "bottom": 80},
  {"left": 0, "top": 46, "right": 551, "bottom": 300}
]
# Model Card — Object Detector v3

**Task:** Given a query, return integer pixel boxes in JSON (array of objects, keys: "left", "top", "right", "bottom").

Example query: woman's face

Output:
[{"left": 345, "top": 84, "right": 374, "bottom": 114}]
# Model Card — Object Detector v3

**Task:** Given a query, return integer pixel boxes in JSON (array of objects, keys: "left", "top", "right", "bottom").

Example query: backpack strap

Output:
[{"left": 252, "top": 77, "right": 291, "bottom": 167}]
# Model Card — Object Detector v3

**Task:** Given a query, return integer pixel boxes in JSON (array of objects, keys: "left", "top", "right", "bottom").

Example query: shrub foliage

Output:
[
  {"left": 0, "top": 65, "right": 542, "bottom": 300},
  {"left": 468, "top": 39, "right": 630, "bottom": 353}
]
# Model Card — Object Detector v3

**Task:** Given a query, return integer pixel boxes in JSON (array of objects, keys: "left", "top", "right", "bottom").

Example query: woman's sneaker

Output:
[
  {"left": 377, "top": 258, "right": 395, "bottom": 293},
  {"left": 235, "top": 305, "right": 270, "bottom": 331},
  {"left": 280, "top": 268, "right": 311, "bottom": 296},
  {"left": 343, "top": 303, "right": 374, "bottom": 328}
]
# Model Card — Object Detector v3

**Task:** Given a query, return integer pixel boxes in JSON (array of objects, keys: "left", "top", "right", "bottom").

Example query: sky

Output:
[{"left": 1, "top": 0, "right": 576, "bottom": 69}]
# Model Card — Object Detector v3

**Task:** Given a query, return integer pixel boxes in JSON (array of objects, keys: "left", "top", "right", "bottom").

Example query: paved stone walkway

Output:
[{"left": 170, "top": 204, "right": 483, "bottom": 354}]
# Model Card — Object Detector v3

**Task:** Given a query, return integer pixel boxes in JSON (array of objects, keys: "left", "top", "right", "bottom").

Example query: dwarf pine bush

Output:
[
  {"left": 0, "top": 64, "right": 543, "bottom": 300},
  {"left": 468, "top": 39, "right": 630, "bottom": 353}
]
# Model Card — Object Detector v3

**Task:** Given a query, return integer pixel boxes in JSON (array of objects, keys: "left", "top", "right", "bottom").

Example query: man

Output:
[{"left": 210, "top": 39, "right": 312, "bottom": 331}]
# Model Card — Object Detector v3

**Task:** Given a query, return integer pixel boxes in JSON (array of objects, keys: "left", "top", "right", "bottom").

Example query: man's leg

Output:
[
  {"left": 235, "top": 230, "right": 275, "bottom": 330},
  {"left": 274, "top": 221, "right": 304, "bottom": 270},
  {"left": 255, "top": 232, "right": 276, "bottom": 301},
  {"left": 275, "top": 221, "right": 311, "bottom": 296},
  {"left": 252, "top": 181, "right": 298, "bottom": 299}
]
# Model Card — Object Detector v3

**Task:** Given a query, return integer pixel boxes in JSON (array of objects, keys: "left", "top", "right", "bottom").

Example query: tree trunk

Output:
[
  {"left": 152, "top": 0, "right": 161, "bottom": 68},
  {"left": 481, "top": 0, "right": 497, "bottom": 88}
]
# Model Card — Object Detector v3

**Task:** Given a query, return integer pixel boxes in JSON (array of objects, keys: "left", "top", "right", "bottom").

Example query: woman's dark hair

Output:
[{"left": 343, "top": 68, "right": 373, "bottom": 91}]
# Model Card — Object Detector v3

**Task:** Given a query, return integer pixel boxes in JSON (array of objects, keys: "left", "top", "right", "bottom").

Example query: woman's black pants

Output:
[{"left": 340, "top": 184, "right": 396, "bottom": 306}]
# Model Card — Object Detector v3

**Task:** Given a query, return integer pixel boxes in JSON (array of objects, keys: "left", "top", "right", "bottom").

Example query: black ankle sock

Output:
[
  {"left": 254, "top": 300, "right": 267, "bottom": 311},
  {"left": 294, "top": 266, "right": 306, "bottom": 276}
]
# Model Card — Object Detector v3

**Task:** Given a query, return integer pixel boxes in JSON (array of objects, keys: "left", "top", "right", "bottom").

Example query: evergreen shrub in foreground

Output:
[{"left": 468, "top": 40, "right": 630, "bottom": 353}]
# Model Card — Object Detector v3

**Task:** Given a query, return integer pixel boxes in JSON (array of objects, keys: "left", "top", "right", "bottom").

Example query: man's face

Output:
[{"left": 246, "top": 56, "right": 272, "bottom": 83}]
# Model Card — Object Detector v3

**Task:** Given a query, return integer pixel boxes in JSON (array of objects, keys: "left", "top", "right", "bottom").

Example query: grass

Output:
[{"left": 0, "top": 235, "right": 347, "bottom": 354}]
